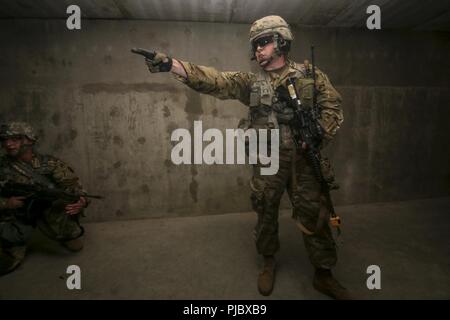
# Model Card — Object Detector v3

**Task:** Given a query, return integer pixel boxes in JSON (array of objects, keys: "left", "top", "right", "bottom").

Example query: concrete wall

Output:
[
  {"left": 290, "top": 27, "right": 450, "bottom": 205},
  {"left": 0, "top": 19, "right": 449, "bottom": 222}
]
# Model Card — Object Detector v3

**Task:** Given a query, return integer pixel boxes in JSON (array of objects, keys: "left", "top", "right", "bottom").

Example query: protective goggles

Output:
[{"left": 252, "top": 35, "right": 274, "bottom": 51}]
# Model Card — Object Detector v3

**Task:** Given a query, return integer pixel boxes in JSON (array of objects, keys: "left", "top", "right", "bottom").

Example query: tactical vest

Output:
[
  {"left": 239, "top": 63, "right": 316, "bottom": 148},
  {"left": 0, "top": 154, "right": 55, "bottom": 187}
]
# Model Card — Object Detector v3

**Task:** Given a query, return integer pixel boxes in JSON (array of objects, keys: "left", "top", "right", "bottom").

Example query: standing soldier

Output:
[
  {"left": 133, "top": 15, "right": 350, "bottom": 299},
  {"left": 0, "top": 122, "right": 88, "bottom": 275}
]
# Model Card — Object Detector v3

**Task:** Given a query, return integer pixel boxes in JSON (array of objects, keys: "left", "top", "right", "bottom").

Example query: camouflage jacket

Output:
[
  {"left": 0, "top": 152, "right": 87, "bottom": 210},
  {"left": 174, "top": 59, "right": 343, "bottom": 146}
]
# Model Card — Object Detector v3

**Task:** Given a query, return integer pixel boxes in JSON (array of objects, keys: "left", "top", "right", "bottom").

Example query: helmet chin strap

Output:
[
  {"left": 273, "top": 34, "right": 280, "bottom": 54},
  {"left": 260, "top": 33, "right": 283, "bottom": 68},
  {"left": 253, "top": 33, "right": 285, "bottom": 68}
]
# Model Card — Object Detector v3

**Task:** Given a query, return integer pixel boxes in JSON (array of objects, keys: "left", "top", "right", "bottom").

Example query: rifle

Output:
[
  {"left": 0, "top": 180, "right": 102, "bottom": 223},
  {"left": 279, "top": 46, "right": 341, "bottom": 233},
  {"left": 0, "top": 181, "right": 103, "bottom": 203}
]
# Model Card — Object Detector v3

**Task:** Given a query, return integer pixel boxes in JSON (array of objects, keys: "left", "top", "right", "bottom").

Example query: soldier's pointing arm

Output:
[
  {"left": 172, "top": 59, "right": 254, "bottom": 106},
  {"left": 131, "top": 47, "right": 253, "bottom": 106}
]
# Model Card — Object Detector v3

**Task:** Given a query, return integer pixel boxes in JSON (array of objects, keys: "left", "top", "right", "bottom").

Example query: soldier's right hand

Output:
[
  {"left": 131, "top": 48, "right": 173, "bottom": 73},
  {"left": 144, "top": 51, "right": 173, "bottom": 73},
  {"left": 5, "top": 196, "right": 26, "bottom": 209}
]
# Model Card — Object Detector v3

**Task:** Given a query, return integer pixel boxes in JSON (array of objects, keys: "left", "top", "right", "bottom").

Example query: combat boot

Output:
[
  {"left": 0, "top": 246, "right": 26, "bottom": 276},
  {"left": 61, "top": 235, "right": 84, "bottom": 252},
  {"left": 257, "top": 255, "right": 276, "bottom": 296},
  {"left": 313, "top": 268, "right": 353, "bottom": 300}
]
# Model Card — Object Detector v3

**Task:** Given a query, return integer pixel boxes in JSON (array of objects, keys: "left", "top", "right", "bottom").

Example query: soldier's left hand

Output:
[{"left": 65, "top": 197, "right": 87, "bottom": 215}]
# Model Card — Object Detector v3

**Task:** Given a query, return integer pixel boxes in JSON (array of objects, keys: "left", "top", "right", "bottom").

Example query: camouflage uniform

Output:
[
  {"left": 135, "top": 14, "right": 349, "bottom": 298},
  {"left": 0, "top": 123, "right": 86, "bottom": 274},
  {"left": 173, "top": 51, "right": 343, "bottom": 269}
]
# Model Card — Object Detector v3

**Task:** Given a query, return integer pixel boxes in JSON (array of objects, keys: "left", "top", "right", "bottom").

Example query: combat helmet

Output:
[
  {"left": 249, "top": 15, "right": 293, "bottom": 59},
  {"left": 0, "top": 122, "right": 38, "bottom": 142},
  {"left": 249, "top": 15, "right": 293, "bottom": 43}
]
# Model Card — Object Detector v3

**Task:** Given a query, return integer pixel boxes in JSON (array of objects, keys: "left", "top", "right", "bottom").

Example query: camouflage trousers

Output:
[
  {"left": 0, "top": 200, "right": 83, "bottom": 273},
  {"left": 250, "top": 148, "right": 337, "bottom": 269}
]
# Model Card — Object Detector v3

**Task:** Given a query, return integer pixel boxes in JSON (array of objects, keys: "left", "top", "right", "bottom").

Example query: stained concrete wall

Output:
[{"left": 0, "top": 19, "right": 449, "bottom": 222}]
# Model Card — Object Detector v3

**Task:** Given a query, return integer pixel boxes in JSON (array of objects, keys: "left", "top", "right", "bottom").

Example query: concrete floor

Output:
[{"left": 0, "top": 197, "right": 449, "bottom": 300}]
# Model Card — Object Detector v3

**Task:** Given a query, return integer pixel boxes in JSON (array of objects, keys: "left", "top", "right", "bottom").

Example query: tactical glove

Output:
[{"left": 131, "top": 48, "right": 173, "bottom": 73}]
